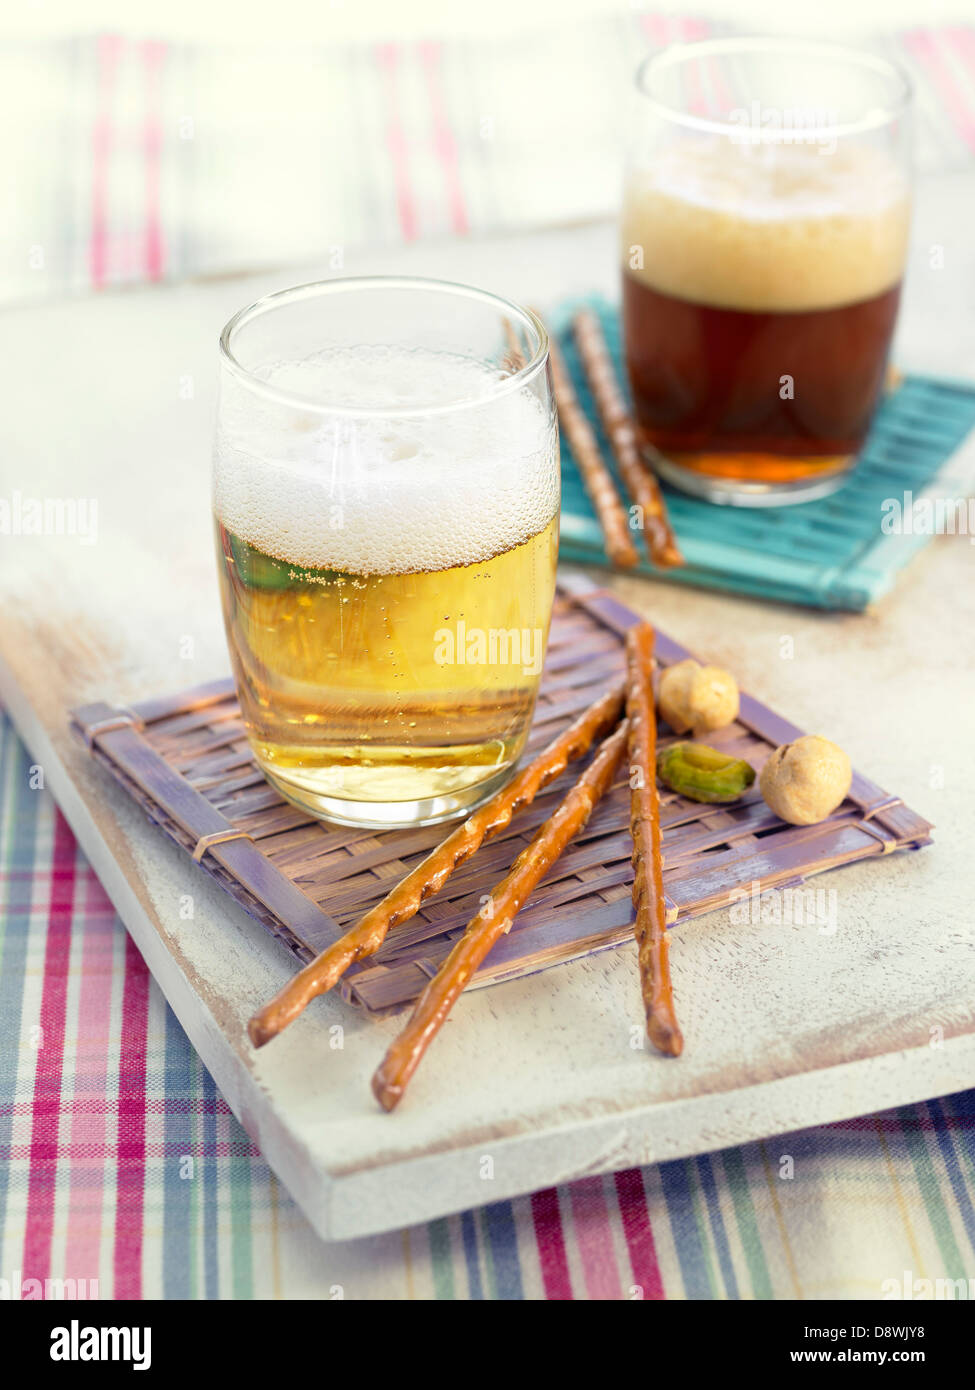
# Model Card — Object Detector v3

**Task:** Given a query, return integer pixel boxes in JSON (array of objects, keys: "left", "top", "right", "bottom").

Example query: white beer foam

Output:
[
  {"left": 213, "top": 346, "right": 558, "bottom": 575},
  {"left": 622, "top": 140, "right": 910, "bottom": 312}
]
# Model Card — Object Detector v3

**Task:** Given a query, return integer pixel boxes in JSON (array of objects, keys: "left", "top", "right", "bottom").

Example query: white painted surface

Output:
[{"left": 1, "top": 207, "right": 974, "bottom": 1239}]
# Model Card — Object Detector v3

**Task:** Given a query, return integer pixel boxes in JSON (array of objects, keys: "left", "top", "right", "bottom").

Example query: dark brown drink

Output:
[
  {"left": 621, "top": 142, "right": 911, "bottom": 502},
  {"left": 623, "top": 272, "right": 902, "bottom": 485}
]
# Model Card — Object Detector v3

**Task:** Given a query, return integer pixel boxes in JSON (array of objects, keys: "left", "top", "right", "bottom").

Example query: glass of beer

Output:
[
  {"left": 213, "top": 277, "right": 559, "bottom": 829},
  {"left": 622, "top": 39, "right": 912, "bottom": 505}
]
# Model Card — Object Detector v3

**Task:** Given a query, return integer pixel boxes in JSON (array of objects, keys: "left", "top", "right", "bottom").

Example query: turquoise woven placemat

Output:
[{"left": 555, "top": 298, "right": 975, "bottom": 610}]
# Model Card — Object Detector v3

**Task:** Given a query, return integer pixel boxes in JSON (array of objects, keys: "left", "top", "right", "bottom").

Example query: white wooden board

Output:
[{"left": 2, "top": 214, "right": 974, "bottom": 1239}]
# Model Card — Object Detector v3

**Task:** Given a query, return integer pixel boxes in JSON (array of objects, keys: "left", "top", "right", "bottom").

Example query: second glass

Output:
[
  {"left": 214, "top": 277, "right": 559, "bottom": 829},
  {"left": 622, "top": 38, "right": 913, "bottom": 505}
]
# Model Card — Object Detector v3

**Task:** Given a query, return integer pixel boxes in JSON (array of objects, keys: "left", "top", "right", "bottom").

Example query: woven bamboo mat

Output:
[{"left": 70, "top": 573, "right": 932, "bottom": 1017}]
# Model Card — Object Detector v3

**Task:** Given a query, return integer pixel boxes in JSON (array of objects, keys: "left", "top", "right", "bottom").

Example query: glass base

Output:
[
  {"left": 649, "top": 451, "right": 853, "bottom": 508},
  {"left": 260, "top": 762, "right": 515, "bottom": 830}
]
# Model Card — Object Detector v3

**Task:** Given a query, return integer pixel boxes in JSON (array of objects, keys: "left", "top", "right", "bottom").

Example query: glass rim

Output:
[
  {"left": 634, "top": 36, "right": 913, "bottom": 141},
  {"left": 218, "top": 274, "right": 549, "bottom": 419}
]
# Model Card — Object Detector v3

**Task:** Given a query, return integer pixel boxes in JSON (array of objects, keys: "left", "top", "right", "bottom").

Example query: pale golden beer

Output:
[
  {"left": 214, "top": 278, "right": 558, "bottom": 828},
  {"left": 215, "top": 518, "right": 558, "bottom": 810}
]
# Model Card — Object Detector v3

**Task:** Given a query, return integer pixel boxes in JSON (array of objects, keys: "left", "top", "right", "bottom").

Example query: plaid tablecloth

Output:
[
  {"left": 2, "top": 711, "right": 974, "bottom": 1298},
  {"left": 2, "top": 13, "right": 975, "bottom": 1299},
  {"left": 3, "top": 14, "right": 975, "bottom": 306}
]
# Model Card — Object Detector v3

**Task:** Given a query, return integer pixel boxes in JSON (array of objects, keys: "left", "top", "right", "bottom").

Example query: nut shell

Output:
[
  {"left": 657, "top": 659, "right": 739, "bottom": 735},
  {"left": 759, "top": 735, "right": 852, "bottom": 826}
]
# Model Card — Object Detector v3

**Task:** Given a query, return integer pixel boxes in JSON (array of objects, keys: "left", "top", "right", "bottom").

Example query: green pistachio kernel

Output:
[{"left": 656, "top": 742, "right": 756, "bottom": 804}]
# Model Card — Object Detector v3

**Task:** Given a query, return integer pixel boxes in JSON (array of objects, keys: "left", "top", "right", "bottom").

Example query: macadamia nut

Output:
[
  {"left": 657, "top": 658, "right": 739, "bottom": 735},
  {"left": 759, "top": 735, "right": 852, "bottom": 825}
]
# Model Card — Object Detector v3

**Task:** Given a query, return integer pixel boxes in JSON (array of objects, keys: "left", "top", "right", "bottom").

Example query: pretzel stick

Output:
[
  {"left": 247, "top": 682, "right": 626, "bottom": 1047},
  {"left": 501, "top": 316, "right": 526, "bottom": 371},
  {"left": 371, "top": 718, "right": 630, "bottom": 1110},
  {"left": 547, "top": 331, "right": 640, "bottom": 569},
  {"left": 625, "top": 623, "right": 682, "bottom": 1057},
  {"left": 572, "top": 309, "right": 684, "bottom": 570}
]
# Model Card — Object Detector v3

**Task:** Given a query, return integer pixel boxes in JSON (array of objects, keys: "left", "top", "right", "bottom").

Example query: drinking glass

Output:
[
  {"left": 214, "top": 277, "right": 558, "bottom": 828},
  {"left": 622, "top": 38, "right": 913, "bottom": 505}
]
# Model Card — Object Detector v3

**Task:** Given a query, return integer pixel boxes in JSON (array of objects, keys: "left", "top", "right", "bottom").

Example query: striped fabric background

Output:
[
  {"left": 2, "top": 14, "right": 975, "bottom": 1299},
  {"left": 2, "top": 16, "right": 975, "bottom": 305},
  {"left": 1, "top": 710, "right": 974, "bottom": 1299}
]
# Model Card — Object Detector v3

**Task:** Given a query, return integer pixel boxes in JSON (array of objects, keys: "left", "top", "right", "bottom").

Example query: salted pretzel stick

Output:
[
  {"left": 247, "top": 682, "right": 626, "bottom": 1047},
  {"left": 625, "top": 623, "right": 682, "bottom": 1057},
  {"left": 572, "top": 309, "right": 684, "bottom": 570},
  {"left": 547, "top": 331, "right": 640, "bottom": 569},
  {"left": 371, "top": 718, "right": 630, "bottom": 1110},
  {"left": 501, "top": 316, "right": 526, "bottom": 371}
]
